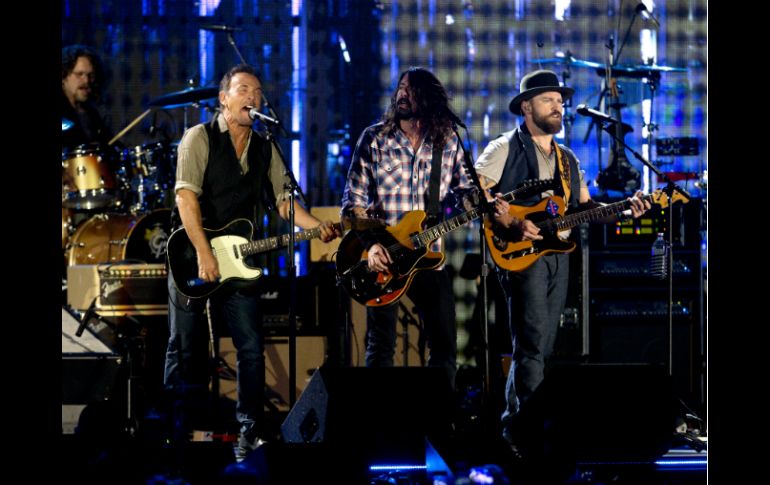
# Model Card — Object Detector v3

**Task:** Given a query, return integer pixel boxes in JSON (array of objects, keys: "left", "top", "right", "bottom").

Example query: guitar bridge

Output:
[{"left": 501, "top": 246, "right": 538, "bottom": 260}]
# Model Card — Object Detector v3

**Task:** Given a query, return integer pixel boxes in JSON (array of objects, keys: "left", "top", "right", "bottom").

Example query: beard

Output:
[
  {"left": 395, "top": 98, "right": 417, "bottom": 120},
  {"left": 532, "top": 110, "right": 562, "bottom": 134}
]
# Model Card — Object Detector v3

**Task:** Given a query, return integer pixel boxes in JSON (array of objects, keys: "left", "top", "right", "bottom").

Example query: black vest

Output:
[
  {"left": 172, "top": 121, "right": 274, "bottom": 231},
  {"left": 495, "top": 124, "right": 581, "bottom": 208}
]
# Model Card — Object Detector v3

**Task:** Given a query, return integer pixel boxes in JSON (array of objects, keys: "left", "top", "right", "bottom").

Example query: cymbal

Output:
[
  {"left": 148, "top": 86, "right": 219, "bottom": 108},
  {"left": 62, "top": 117, "right": 74, "bottom": 131},
  {"left": 531, "top": 56, "right": 604, "bottom": 70},
  {"left": 596, "top": 63, "right": 688, "bottom": 79}
]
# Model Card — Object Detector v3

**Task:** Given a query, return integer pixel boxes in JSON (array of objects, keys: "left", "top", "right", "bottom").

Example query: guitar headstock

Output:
[{"left": 649, "top": 189, "right": 690, "bottom": 208}]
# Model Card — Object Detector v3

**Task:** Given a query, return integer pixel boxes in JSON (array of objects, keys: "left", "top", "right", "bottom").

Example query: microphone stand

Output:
[
  {"left": 261, "top": 118, "right": 307, "bottom": 408},
  {"left": 225, "top": 30, "right": 248, "bottom": 65},
  {"left": 215, "top": 24, "right": 291, "bottom": 140},
  {"left": 595, "top": 121, "right": 691, "bottom": 377},
  {"left": 453, "top": 126, "right": 495, "bottom": 418}
]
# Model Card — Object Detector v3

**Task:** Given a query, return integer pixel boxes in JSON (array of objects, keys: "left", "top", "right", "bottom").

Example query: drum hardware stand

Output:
[
  {"left": 116, "top": 314, "right": 147, "bottom": 437},
  {"left": 75, "top": 299, "right": 142, "bottom": 436},
  {"left": 108, "top": 109, "right": 152, "bottom": 147},
  {"left": 559, "top": 51, "right": 575, "bottom": 147},
  {"left": 397, "top": 301, "right": 425, "bottom": 367},
  {"left": 641, "top": 69, "right": 662, "bottom": 191}
]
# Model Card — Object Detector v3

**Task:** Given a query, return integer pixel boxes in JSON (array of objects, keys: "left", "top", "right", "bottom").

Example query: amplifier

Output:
[
  {"left": 590, "top": 298, "right": 692, "bottom": 320},
  {"left": 67, "top": 263, "right": 168, "bottom": 316}
]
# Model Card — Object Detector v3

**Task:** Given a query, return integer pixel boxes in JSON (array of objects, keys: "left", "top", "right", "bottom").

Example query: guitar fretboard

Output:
[
  {"left": 241, "top": 226, "right": 325, "bottom": 257},
  {"left": 409, "top": 179, "right": 557, "bottom": 249},
  {"left": 538, "top": 193, "right": 657, "bottom": 233}
]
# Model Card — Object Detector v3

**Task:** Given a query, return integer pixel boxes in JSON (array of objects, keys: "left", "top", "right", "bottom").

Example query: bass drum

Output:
[
  {"left": 62, "top": 207, "right": 71, "bottom": 250},
  {"left": 67, "top": 209, "right": 171, "bottom": 266}
]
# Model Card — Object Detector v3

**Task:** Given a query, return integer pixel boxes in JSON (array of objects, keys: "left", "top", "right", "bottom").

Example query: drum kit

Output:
[
  {"left": 61, "top": 85, "right": 218, "bottom": 267},
  {"left": 530, "top": 54, "right": 690, "bottom": 193}
]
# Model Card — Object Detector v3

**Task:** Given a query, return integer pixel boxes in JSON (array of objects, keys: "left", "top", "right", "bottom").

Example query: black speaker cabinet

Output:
[
  {"left": 281, "top": 367, "right": 453, "bottom": 463},
  {"left": 511, "top": 364, "right": 677, "bottom": 463}
]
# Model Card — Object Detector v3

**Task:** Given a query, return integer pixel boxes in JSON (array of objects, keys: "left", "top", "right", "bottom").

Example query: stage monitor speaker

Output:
[
  {"left": 511, "top": 364, "right": 677, "bottom": 463},
  {"left": 218, "top": 336, "right": 326, "bottom": 411},
  {"left": 62, "top": 307, "right": 121, "bottom": 433},
  {"left": 281, "top": 367, "right": 453, "bottom": 463}
]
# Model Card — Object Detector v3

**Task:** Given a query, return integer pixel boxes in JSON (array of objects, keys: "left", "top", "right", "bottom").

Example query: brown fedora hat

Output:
[{"left": 508, "top": 70, "right": 575, "bottom": 115}]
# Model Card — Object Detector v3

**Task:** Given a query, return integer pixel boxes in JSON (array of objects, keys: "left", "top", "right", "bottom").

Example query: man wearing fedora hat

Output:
[{"left": 474, "top": 69, "right": 650, "bottom": 449}]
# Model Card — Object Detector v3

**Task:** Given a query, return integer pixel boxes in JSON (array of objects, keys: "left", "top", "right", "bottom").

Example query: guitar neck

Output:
[
  {"left": 412, "top": 180, "right": 555, "bottom": 248},
  {"left": 240, "top": 223, "right": 340, "bottom": 257},
  {"left": 538, "top": 194, "right": 654, "bottom": 233}
]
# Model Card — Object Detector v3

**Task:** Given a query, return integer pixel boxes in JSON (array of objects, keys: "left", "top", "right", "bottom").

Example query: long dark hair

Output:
[
  {"left": 380, "top": 67, "right": 454, "bottom": 146},
  {"left": 61, "top": 45, "right": 104, "bottom": 101}
]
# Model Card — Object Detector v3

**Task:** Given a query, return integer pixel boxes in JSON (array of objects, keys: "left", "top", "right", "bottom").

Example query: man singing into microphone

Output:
[
  {"left": 164, "top": 64, "right": 339, "bottom": 464},
  {"left": 474, "top": 69, "right": 650, "bottom": 454}
]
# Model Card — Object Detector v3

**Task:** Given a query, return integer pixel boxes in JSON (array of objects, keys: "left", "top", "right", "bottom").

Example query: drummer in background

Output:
[{"left": 61, "top": 45, "right": 113, "bottom": 149}]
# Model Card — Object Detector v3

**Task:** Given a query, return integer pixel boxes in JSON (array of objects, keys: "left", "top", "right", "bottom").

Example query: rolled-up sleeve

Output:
[{"left": 174, "top": 124, "right": 209, "bottom": 196}]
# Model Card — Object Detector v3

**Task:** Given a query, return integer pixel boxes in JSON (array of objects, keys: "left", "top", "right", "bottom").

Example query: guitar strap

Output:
[
  {"left": 426, "top": 141, "right": 443, "bottom": 224},
  {"left": 553, "top": 142, "right": 571, "bottom": 204}
]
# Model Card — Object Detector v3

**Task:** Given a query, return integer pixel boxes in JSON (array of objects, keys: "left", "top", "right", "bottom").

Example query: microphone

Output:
[
  {"left": 75, "top": 297, "right": 98, "bottom": 337},
  {"left": 247, "top": 106, "right": 281, "bottom": 126},
  {"left": 635, "top": 3, "right": 661, "bottom": 27},
  {"left": 200, "top": 24, "right": 243, "bottom": 33},
  {"left": 445, "top": 108, "right": 467, "bottom": 129},
  {"left": 576, "top": 104, "right": 621, "bottom": 124}
]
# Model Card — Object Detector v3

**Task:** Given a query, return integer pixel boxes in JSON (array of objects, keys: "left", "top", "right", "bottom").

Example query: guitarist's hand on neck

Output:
[{"left": 627, "top": 190, "right": 652, "bottom": 218}]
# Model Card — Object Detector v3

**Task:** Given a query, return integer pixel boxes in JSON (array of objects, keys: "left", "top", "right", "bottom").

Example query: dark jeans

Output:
[
  {"left": 164, "top": 273, "right": 265, "bottom": 440},
  {"left": 365, "top": 268, "right": 457, "bottom": 388},
  {"left": 497, "top": 253, "right": 569, "bottom": 437}
]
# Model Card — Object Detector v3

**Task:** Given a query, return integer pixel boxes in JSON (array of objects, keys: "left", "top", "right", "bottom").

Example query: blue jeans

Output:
[
  {"left": 164, "top": 273, "right": 265, "bottom": 440},
  {"left": 497, "top": 253, "right": 569, "bottom": 438},
  {"left": 365, "top": 268, "right": 457, "bottom": 388}
]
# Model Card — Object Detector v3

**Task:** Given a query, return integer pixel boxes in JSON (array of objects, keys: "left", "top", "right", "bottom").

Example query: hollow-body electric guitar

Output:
[{"left": 486, "top": 189, "right": 689, "bottom": 272}]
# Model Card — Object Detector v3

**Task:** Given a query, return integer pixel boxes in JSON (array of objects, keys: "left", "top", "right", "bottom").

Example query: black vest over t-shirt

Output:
[
  {"left": 494, "top": 124, "right": 581, "bottom": 209},
  {"left": 172, "top": 121, "right": 274, "bottom": 231}
]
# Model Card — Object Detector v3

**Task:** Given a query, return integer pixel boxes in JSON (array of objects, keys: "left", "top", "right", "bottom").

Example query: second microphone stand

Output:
[
  {"left": 453, "top": 125, "right": 496, "bottom": 419},
  {"left": 595, "top": 120, "right": 691, "bottom": 377}
]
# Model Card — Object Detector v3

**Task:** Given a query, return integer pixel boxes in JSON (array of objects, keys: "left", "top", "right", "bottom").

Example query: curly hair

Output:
[
  {"left": 61, "top": 45, "right": 104, "bottom": 101},
  {"left": 380, "top": 67, "right": 456, "bottom": 146}
]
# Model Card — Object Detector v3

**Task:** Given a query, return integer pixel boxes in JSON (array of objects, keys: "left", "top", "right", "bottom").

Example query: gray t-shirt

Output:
[
  {"left": 475, "top": 132, "right": 587, "bottom": 199},
  {"left": 475, "top": 132, "right": 587, "bottom": 238}
]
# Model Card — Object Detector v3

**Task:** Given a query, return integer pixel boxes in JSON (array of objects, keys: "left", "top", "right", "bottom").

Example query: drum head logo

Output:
[{"left": 144, "top": 224, "right": 168, "bottom": 259}]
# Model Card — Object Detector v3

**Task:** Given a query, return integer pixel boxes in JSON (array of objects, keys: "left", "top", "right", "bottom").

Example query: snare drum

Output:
[
  {"left": 62, "top": 145, "right": 118, "bottom": 210},
  {"left": 66, "top": 209, "right": 171, "bottom": 266}
]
